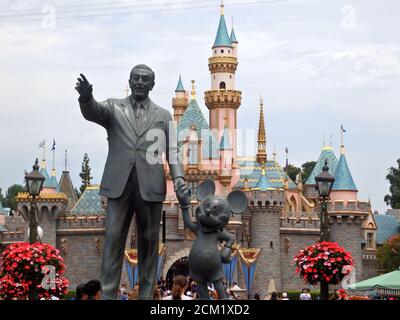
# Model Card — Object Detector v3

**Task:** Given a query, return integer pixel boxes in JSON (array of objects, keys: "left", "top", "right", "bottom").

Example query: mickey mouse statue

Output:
[{"left": 179, "top": 179, "right": 248, "bottom": 300}]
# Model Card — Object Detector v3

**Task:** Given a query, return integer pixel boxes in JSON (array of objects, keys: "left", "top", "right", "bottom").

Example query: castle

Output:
[{"left": 0, "top": 3, "right": 380, "bottom": 297}]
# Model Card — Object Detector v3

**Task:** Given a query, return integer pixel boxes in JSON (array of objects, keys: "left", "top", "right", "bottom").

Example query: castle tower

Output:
[
  {"left": 204, "top": 1, "right": 242, "bottom": 168},
  {"left": 172, "top": 75, "right": 189, "bottom": 124},
  {"left": 59, "top": 150, "right": 78, "bottom": 212},
  {"left": 330, "top": 136, "right": 358, "bottom": 203},
  {"left": 256, "top": 96, "right": 267, "bottom": 165}
]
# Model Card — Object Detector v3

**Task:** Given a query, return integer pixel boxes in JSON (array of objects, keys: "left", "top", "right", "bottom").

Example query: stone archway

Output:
[{"left": 163, "top": 247, "right": 191, "bottom": 277}]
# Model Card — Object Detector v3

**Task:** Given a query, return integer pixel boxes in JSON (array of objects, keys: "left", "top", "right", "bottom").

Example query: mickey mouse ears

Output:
[
  {"left": 227, "top": 190, "right": 248, "bottom": 214},
  {"left": 196, "top": 179, "right": 215, "bottom": 201}
]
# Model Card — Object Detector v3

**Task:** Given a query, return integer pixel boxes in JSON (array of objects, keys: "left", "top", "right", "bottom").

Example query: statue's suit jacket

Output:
[{"left": 79, "top": 96, "right": 184, "bottom": 201}]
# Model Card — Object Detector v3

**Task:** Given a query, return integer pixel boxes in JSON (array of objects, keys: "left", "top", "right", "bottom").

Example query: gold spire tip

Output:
[
  {"left": 220, "top": 0, "right": 224, "bottom": 15},
  {"left": 190, "top": 80, "right": 196, "bottom": 99}
]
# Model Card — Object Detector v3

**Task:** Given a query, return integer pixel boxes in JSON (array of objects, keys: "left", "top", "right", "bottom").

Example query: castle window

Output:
[
  {"left": 367, "top": 232, "right": 374, "bottom": 249},
  {"left": 188, "top": 181, "right": 198, "bottom": 199},
  {"left": 214, "top": 50, "right": 217, "bottom": 54},
  {"left": 228, "top": 50, "right": 231, "bottom": 54},
  {"left": 188, "top": 141, "right": 198, "bottom": 165},
  {"left": 270, "top": 241, "right": 273, "bottom": 249},
  {"left": 221, "top": 49, "right": 224, "bottom": 53},
  {"left": 230, "top": 75, "right": 232, "bottom": 79},
  {"left": 219, "top": 82, "right": 226, "bottom": 90},
  {"left": 213, "top": 75, "right": 215, "bottom": 79}
]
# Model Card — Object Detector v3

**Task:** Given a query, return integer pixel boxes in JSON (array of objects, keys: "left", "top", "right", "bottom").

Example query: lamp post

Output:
[
  {"left": 25, "top": 159, "right": 45, "bottom": 244},
  {"left": 315, "top": 159, "right": 335, "bottom": 300}
]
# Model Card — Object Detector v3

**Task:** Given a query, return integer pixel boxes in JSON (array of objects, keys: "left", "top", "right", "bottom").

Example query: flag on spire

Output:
[
  {"left": 38, "top": 139, "right": 45, "bottom": 149},
  {"left": 341, "top": 124, "right": 346, "bottom": 133},
  {"left": 51, "top": 139, "right": 56, "bottom": 151}
]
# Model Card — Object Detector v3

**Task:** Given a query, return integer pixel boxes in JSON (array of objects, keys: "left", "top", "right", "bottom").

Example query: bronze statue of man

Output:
[{"left": 75, "top": 65, "right": 188, "bottom": 300}]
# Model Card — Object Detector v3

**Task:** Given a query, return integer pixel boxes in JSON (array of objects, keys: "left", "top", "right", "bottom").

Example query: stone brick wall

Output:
[
  {"left": 249, "top": 206, "right": 282, "bottom": 298},
  {"left": 279, "top": 232, "right": 320, "bottom": 291},
  {"left": 330, "top": 216, "right": 364, "bottom": 282}
]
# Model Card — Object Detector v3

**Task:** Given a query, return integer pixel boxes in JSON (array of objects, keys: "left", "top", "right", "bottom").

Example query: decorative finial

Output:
[
  {"left": 221, "top": 0, "right": 224, "bottom": 15},
  {"left": 323, "top": 134, "right": 326, "bottom": 148},
  {"left": 190, "top": 80, "right": 196, "bottom": 100},
  {"left": 64, "top": 150, "right": 68, "bottom": 171},
  {"left": 322, "top": 159, "right": 329, "bottom": 172},
  {"left": 330, "top": 134, "right": 333, "bottom": 147},
  {"left": 273, "top": 143, "right": 277, "bottom": 161},
  {"left": 259, "top": 94, "right": 263, "bottom": 107},
  {"left": 340, "top": 124, "right": 346, "bottom": 155},
  {"left": 33, "top": 158, "right": 40, "bottom": 171}
]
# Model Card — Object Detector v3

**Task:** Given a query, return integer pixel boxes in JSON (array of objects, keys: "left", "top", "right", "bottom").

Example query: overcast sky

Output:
[{"left": 0, "top": 0, "right": 399, "bottom": 213}]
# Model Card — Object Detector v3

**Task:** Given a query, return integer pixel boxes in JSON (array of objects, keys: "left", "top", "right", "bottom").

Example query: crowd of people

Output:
[{"left": 71, "top": 279, "right": 393, "bottom": 300}]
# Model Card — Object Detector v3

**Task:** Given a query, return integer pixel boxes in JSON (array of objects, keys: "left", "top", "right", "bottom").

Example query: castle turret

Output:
[
  {"left": 256, "top": 96, "right": 267, "bottom": 165},
  {"left": 204, "top": 1, "right": 242, "bottom": 168},
  {"left": 172, "top": 75, "right": 189, "bottom": 124}
]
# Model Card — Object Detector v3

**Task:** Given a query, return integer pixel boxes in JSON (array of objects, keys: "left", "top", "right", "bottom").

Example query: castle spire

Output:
[
  {"left": 256, "top": 95, "right": 267, "bottom": 165},
  {"left": 175, "top": 74, "right": 185, "bottom": 92},
  {"left": 190, "top": 80, "right": 196, "bottom": 100},
  {"left": 213, "top": 1, "right": 231, "bottom": 48}
]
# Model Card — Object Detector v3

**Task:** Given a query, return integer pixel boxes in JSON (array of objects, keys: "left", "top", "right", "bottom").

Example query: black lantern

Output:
[
  {"left": 315, "top": 159, "right": 335, "bottom": 199},
  {"left": 25, "top": 159, "right": 45, "bottom": 197}
]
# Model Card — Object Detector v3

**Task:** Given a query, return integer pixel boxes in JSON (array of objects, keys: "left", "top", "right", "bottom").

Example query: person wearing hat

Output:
[{"left": 281, "top": 292, "right": 290, "bottom": 300}]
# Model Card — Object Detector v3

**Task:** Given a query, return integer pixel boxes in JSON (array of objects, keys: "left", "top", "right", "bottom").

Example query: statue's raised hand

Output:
[{"left": 75, "top": 73, "right": 93, "bottom": 101}]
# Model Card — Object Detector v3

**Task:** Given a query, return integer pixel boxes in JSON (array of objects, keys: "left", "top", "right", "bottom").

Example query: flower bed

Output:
[
  {"left": 0, "top": 242, "right": 69, "bottom": 300},
  {"left": 294, "top": 241, "right": 354, "bottom": 285}
]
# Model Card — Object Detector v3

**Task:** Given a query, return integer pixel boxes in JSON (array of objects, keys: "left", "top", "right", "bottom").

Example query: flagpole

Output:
[
  {"left": 42, "top": 139, "right": 46, "bottom": 168},
  {"left": 340, "top": 125, "right": 345, "bottom": 155}
]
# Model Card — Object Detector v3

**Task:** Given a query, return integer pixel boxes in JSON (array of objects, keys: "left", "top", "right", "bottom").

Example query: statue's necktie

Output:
[{"left": 135, "top": 104, "right": 145, "bottom": 132}]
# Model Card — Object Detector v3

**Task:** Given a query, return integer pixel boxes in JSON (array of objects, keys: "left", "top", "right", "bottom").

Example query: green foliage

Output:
[
  {"left": 0, "top": 187, "right": 4, "bottom": 207},
  {"left": 376, "top": 235, "right": 400, "bottom": 272},
  {"left": 64, "top": 290, "right": 76, "bottom": 300},
  {"left": 384, "top": 159, "right": 400, "bottom": 209},
  {"left": 79, "top": 153, "right": 93, "bottom": 194},
  {"left": 301, "top": 161, "right": 317, "bottom": 183},
  {"left": 285, "top": 164, "right": 301, "bottom": 183},
  {"left": 3, "top": 184, "right": 25, "bottom": 210}
]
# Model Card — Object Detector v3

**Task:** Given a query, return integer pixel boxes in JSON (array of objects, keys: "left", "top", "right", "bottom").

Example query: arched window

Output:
[{"left": 219, "top": 82, "right": 226, "bottom": 90}]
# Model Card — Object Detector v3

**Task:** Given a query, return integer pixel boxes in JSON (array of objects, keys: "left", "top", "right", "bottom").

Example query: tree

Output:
[
  {"left": 384, "top": 159, "right": 400, "bottom": 209},
  {"left": 74, "top": 187, "right": 81, "bottom": 200},
  {"left": 301, "top": 161, "right": 317, "bottom": 183},
  {"left": 3, "top": 184, "right": 25, "bottom": 210},
  {"left": 0, "top": 187, "right": 4, "bottom": 207},
  {"left": 285, "top": 164, "right": 301, "bottom": 182},
  {"left": 79, "top": 153, "right": 93, "bottom": 194},
  {"left": 376, "top": 235, "right": 400, "bottom": 272}
]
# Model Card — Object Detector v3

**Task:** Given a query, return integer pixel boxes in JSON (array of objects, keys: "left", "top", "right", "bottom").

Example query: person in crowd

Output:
[
  {"left": 118, "top": 283, "right": 128, "bottom": 300},
  {"left": 74, "top": 283, "right": 88, "bottom": 300},
  {"left": 270, "top": 291, "right": 278, "bottom": 300},
  {"left": 85, "top": 279, "right": 102, "bottom": 300},
  {"left": 153, "top": 284, "right": 162, "bottom": 300},
  {"left": 128, "top": 285, "right": 139, "bottom": 300},
  {"left": 162, "top": 275, "right": 192, "bottom": 300},
  {"left": 281, "top": 292, "right": 290, "bottom": 300},
  {"left": 299, "top": 288, "right": 312, "bottom": 300},
  {"left": 254, "top": 293, "right": 260, "bottom": 300}
]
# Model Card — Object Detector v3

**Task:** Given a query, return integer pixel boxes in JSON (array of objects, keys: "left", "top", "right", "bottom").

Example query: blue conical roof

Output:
[
  {"left": 50, "top": 175, "right": 60, "bottom": 191},
  {"left": 219, "top": 127, "right": 232, "bottom": 150},
  {"left": 175, "top": 75, "right": 185, "bottom": 92},
  {"left": 306, "top": 146, "right": 338, "bottom": 185},
  {"left": 230, "top": 28, "right": 238, "bottom": 43},
  {"left": 40, "top": 167, "right": 53, "bottom": 188},
  {"left": 213, "top": 14, "right": 232, "bottom": 48},
  {"left": 332, "top": 154, "right": 357, "bottom": 191}
]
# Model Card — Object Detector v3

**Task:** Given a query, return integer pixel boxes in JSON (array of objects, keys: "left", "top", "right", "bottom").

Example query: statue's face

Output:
[
  {"left": 129, "top": 67, "right": 155, "bottom": 101},
  {"left": 195, "top": 195, "right": 230, "bottom": 232}
]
